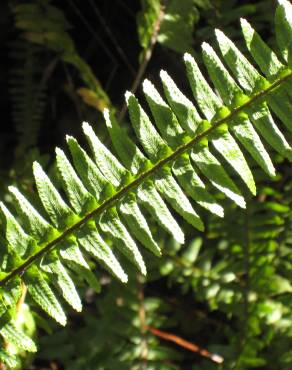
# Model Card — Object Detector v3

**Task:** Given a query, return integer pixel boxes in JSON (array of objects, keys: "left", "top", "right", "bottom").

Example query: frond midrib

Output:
[{"left": 1, "top": 70, "right": 291, "bottom": 287}]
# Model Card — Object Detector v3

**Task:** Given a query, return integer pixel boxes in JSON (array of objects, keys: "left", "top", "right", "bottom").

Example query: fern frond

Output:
[
  {"left": 11, "top": 0, "right": 111, "bottom": 112},
  {"left": 0, "top": 0, "right": 291, "bottom": 358},
  {"left": 9, "top": 41, "right": 47, "bottom": 157}
]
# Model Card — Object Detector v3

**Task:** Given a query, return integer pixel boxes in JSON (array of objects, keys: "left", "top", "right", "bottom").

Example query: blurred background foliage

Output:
[{"left": 0, "top": 0, "right": 291, "bottom": 369}]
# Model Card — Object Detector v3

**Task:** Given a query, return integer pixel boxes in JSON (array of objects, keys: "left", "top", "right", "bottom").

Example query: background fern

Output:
[
  {"left": 9, "top": 41, "right": 47, "bottom": 158},
  {"left": 0, "top": 0, "right": 291, "bottom": 369}
]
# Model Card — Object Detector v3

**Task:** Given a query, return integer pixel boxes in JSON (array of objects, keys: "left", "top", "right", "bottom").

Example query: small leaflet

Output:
[
  {"left": 191, "top": 146, "right": 246, "bottom": 209},
  {"left": 83, "top": 121, "right": 128, "bottom": 187},
  {"left": 104, "top": 109, "right": 147, "bottom": 175},
  {"left": 41, "top": 257, "right": 82, "bottom": 312},
  {"left": 77, "top": 223, "right": 128, "bottom": 283},
  {"left": 0, "top": 322, "right": 37, "bottom": 352},
  {"left": 67, "top": 136, "right": 105, "bottom": 200},
  {"left": 0, "top": 349, "right": 19, "bottom": 368},
  {"left": 0, "top": 202, "right": 35, "bottom": 257},
  {"left": 160, "top": 69, "right": 200, "bottom": 134},
  {"left": 126, "top": 91, "right": 167, "bottom": 162},
  {"left": 137, "top": 181, "right": 185, "bottom": 244},
  {"left": 154, "top": 169, "right": 204, "bottom": 231},
  {"left": 118, "top": 193, "right": 161, "bottom": 256},
  {"left": 275, "top": 0, "right": 292, "bottom": 66},
  {"left": 56, "top": 148, "right": 95, "bottom": 215},
  {"left": 99, "top": 209, "right": 147, "bottom": 275},
  {"left": 173, "top": 155, "right": 224, "bottom": 217},
  {"left": 59, "top": 240, "right": 101, "bottom": 293},
  {"left": 33, "top": 161, "right": 75, "bottom": 228},
  {"left": 8, "top": 186, "right": 53, "bottom": 241},
  {"left": 24, "top": 269, "right": 67, "bottom": 326},
  {"left": 143, "top": 79, "right": 185, "bottom": 148}
]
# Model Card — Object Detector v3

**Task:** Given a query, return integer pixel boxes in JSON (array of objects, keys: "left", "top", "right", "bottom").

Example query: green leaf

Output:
[
  {"left": 104, "top": 108, "right": 185, "bottom": 242},
  {"left": 83, "top": 122, "right": 128, "bottom": 187},
  {"left": 240, "top": 19, "right": 283, "bottom": 80},
  {"left": 181, "top": 237, "right": 202, "bottom": 265},
  {"left": 143, "top": 78, "right": 187, "bottom": 148},
  {"left": 104, "top": 109, "right": 147, "bottom": 175},
  {"left": 66, "top": 136, "right": 106, "bottom": 201},
  {"left": 214, "top": 29, "right": 292, "bottom": 160},
  {"left": 160, "top": 69, "right": 200, "bottom": 134},
  {"left": 118, "top": 193, "right": 161, "bottom": 256},
  {"left": 275, "top": 0, "right": 292, "bottom": 67},
  {"left": 0, "top": 279, "right": 22, "bottom": 319},
  {"left": 0, "top": 349, "right": 19, "bottom": 368},
  {"left": 158, "top": 0, "right": 198, "bottom": 53},
  {"left": 191, "top": 146, "right": 246, "bottom": 208},
  {"left": 77, "top": 223, "right": 128, "bottom": 283},
  {"left": 0, "top": 202, "right": 35, "bottom": 257},
  {"left": 128, "top": 84, "right": 203, "bottom": 230},
  {"left": 41, "top": 257, "right": 82, "bottom": 312},
  {"left": 240, "top": 18, "right": 292, "bottom": 132},
  {"left": 0, "top": 322, "right": 37, "bottom": 352},
  {"left": 185, "top": 49, "right": 256, "bottom": 194},
  {"left": 137, "top": 181, "right": 185, "bottom": 244},
  {"left": 24, "top": 268, "right": 67, "bottom": 326},
  {"left": 8, "top": 186, "right": 53, "bottom": 241},
  {"left": 154, "top": 169, "right": 204, "bottom": 231},
  {"left": 33, "top": 161, "right": 76, "bottom": 228},
  {"left": 126, "top": 91, "right": 167, "bottom": 162},
  {"left": 56, "top": 148, "right": 96, "bottom": 215},
  {"left": 137, "top": 0, "right": 160, "bottom": 51},
  {"left": 184, "top": 52, "right": 220, "bottom": 120},
  {"left": 99, "top": 209, "right": 147, "bottom": 275},
  {"left": 59, "top": 240, "right": 101, "bottom": 293},
  {"left": 202, "top": 39, "right": 276, "bottom": 177},
  {"left": 172, "top": 154, "right": 224, "bottom": 217}
]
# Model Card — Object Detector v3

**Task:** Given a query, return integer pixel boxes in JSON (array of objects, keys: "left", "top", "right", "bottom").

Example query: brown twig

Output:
[
  {"left": 138, "top": 275, "right": 148, "bottom": 370},
  {"left": 147, "top": 326, "right": 224, "bottom": 364},
  {"left": 118, "top": 3, "right": 166, "bottom": 121}
]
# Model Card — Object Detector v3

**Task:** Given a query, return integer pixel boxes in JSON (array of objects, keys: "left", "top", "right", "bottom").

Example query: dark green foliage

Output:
[{"left": 0, "top": 1, "right": 291, "bottom": 369}]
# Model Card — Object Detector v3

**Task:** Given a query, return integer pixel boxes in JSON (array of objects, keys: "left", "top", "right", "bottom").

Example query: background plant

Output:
[{"left": 0, "top": 1, "right": 291, "bottom": 369}]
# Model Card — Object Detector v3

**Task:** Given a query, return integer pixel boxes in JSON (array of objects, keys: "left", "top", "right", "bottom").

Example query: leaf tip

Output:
[
  {"left": 214, "top": 28, "right": 225, "bottom": 41},
  {"left": 58, "top": 316, "right": 67, "bottom": 326},
  {"left": 201, "top": 41, "right": 212, "bottom": 53},
  {"left": 82, "top": 121, "right": 92, "bottom": 134},
  {"left": 183, "top": 52, "right": 193, "bottom": 63},
  {"left": 142, "top": 78, "right": 153, "bottom": 92},
  {"left": 240, "top": 18, "right": 248, "bottom": 27},
  {"left": 103, "top": 107, "right": 110, "bottom": 121},
  {"left": 55, "top": 147, "right": 63, "bottom": 156},
  {"left": 8, "top": 185, "right": 18, "bottom": 196},
  {"left": 125, "top": 90, "right": 133, "bottom": 103},
  {"left": 74, "top": 301, "right": 82, "bottom": 313},
  {"left": 32, "top": 160, "right": 42, "bottom": 173},
  {"left": 278, "top": 0, "right": 289, "bottom": 7},
  {"left": 176, "top": 231, "right": 185, "bottom": 245},
  {"left": 140, "top": 263, "right": 147, "bottom": 276},
  {"left": 120, "top": 273, "right": 128, "bottom": 283},
  {"left": 159, "top": 69, "right": 168, "bottom": 80},
  {"left": 66, "top": 135, "right": 75, "bottom": 143}
]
